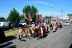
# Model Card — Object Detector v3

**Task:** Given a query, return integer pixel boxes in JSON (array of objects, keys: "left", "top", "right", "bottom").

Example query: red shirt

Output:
[
  {"left": 26, "top": 24, "right": 30, "bottom": 28},
  {"left": 38, "top": 23, "right": 42, "bottom": 27}
]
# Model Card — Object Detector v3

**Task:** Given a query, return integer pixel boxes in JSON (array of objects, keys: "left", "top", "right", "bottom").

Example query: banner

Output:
[
  {"left": 24, "top": 13, "right": 28, "bottom": 20},
  {"left": 28, "top": 14, "right": 32, "bottom": 21}
]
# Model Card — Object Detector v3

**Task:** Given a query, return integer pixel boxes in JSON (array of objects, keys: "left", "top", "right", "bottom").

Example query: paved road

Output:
[{"left": 0, "top": 24, "right": 72, "bottom": 48}]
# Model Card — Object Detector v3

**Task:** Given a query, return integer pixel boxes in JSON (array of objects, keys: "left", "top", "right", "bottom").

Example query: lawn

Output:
[{"left": 5, "top": 28, "right": 19, "bottom": 37}]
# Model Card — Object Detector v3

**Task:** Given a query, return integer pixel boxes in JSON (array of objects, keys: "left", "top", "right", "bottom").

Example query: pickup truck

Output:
[
  {"left": 0, "top": 27, "right": 5, "bottom": 43},
  {"left": 19, "top": 22, "right": 26, "bottom": 25},
  {"left": 18, "top": 22, "right": 27, "bottom": 27}
]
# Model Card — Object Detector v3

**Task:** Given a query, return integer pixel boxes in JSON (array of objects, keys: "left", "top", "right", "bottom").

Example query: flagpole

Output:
[
  {"left": 24, "top": 13, "right": 26, "bottom": 23},
  {"left": 28, "top": 13, "right": 30, "bottom": 25},
  {"left": 24, "top": 13, "right": 25, "bottom": 22},
  {"left": 36, "top": 12, "right": 38, "bottom": 23}
]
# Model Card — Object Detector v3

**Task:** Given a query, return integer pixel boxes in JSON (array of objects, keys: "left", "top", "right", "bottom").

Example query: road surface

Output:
[{"left": 0, "top": 24, "right": 72, "bottom": 48}]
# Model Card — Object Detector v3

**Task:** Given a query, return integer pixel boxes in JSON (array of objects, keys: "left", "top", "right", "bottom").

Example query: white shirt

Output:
[
  {"left": 31, "top": 24, "right": 35, "bottom": 28},
  {"left": 53, "top": 26, "right": 56, "bottom": 31},
  {"left": 43, "top": 23, "right": 46, "bottom": 26},
  {"left": 19, "top": 29, "right": 22, "bottom": 33}
]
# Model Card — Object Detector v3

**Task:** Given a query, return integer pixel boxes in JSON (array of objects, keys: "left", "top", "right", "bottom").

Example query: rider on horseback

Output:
[{"left": 18, "top": 27, "right": 23, "bottom": 39}]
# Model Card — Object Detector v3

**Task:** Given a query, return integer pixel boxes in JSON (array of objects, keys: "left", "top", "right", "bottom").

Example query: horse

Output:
[
  {"left": 31, "top": 25, "right": 48, "bottom": 40},
  {"left": 33, "top": 27, "right": 43, "bottom": 40},
  {"left": 42, "top": 25, "right": 48, "bottom": 33},
  {"left": 22, "top": 27, "right": 31, "bottom": 40},
  {"left": 49, "top": 23, "right": 53, "bottom": 30},
  {"left": 59, "top": 23, "right": 62, "bottom": 28},
  {"left": 56, "top": 22, "right": 59, "bottom": 30},
  {"left": 20, "top": 24, "right": 32, "bottom": 40},
  {"left": 52, "top": 24, "right": 56, "bottom": 32}
]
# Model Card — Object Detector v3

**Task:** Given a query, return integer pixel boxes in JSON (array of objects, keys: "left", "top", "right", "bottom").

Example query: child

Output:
[{"left": 18, "top": 27, "right": 23, "bottom": 39}]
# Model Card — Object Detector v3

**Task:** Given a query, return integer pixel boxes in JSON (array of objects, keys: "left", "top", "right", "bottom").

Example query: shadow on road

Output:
[
  {"left": 8, "top": 45, "right": 16, "bottom": 48},
  {"left": 4, "top": 36, "right": 17, "bottom": 42},
  {"left": 0, "top": 42, "right": 17, "bottom": 48},
  {"left": 0, "top": 36, "right": 17, "bottom": 44},
  {"left": 69, "top": 43, "right": 72, "bottom": 48},
  {"left": 0, "top": 36, "right": 17, "bottom": 48},
  {"left": 70, "top": 32, "right": 72, "bottom": 33},
  {"left": 43, "top": 31, "right": 50, "bottom": 38}
]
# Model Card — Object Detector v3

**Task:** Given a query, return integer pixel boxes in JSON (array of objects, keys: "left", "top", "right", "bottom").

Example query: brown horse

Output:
[
  {"left": 50, "top": 23, "right": 53, "bottom": 30},
  {"left": 33, "top": 27, "right": 43, "bottom": 40},
  {"left": 42, "top": 25, "right": 48, "bottom": 33},
  {"left": 59, "top": 23, "right": 62, "bottom": 28},
  {"left": 22, "top": 27, "right": 31, "bottom": 40},
  {"left": 32, "top": 25, "right": 48, "bottom": 40},
  {"left": 56, "top": 22, "right": 59, "bottom": 28}
]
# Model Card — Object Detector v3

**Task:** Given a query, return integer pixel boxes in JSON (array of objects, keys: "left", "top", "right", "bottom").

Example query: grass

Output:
[{"left": 5, "top": 28, "right": 19, "bottom": 37}]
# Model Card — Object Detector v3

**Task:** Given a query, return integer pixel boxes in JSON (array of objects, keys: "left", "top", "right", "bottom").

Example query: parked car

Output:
[
  {"left": 18, "top": 22, "right": 26, "bottom": 25},
  {"left": 64, "top": 22, "right": 70, "bottom": 25},
  {"left": 0, "top": 21, "right": 9, "bottom": 28},
  {"left": 8, "top": 22, "right": 15, "bottom": 27},
  {"left": 0, "top": 27, "right": 5, "bottom": 43}
]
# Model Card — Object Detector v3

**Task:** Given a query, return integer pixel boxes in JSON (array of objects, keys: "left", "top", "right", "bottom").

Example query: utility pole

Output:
[
  {"left": 50, "top": 3, "right": 54, "bottom": 18},
  {"left": 36, "top": 12, "right": 38, "bottom": 22},
  {"left": 50, "top": 3, "right": 54, "bottom": 22},
  {"left": 62, "top": 9, "right": 64, "bottom": 20}
]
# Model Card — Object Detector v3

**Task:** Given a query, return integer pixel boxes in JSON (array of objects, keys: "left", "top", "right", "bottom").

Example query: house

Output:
[
  {"left": 44, "top": 19, "right": 51, "bottom": 23},
  {"left": 68, "top": 16, "right": 72, "bottom": 22}
]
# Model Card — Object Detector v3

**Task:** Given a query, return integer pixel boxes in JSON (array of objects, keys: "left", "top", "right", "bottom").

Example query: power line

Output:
[
  {"left": 50, "top": 3, "right": 54, "bottom": 17},
  {"left": 0, "top": 3, "right": 22, "bottom": 8},
  {"left": 62, "top": 9, "right": 64, "bottom": 19},
  {"left": 47, "top": 0, "right": 63, "bottom": 9}
]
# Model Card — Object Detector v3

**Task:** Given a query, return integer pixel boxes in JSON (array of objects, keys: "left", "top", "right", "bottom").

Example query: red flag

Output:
[
  {"left": 39, "top": 14, "right": 44, "bottom": 20},
  {"left": 28, "top": 14, "right": 32, "bottom": 21},
  {"left": 24, "top": 13, "right": 28, "bottom": 20},
  {"left": 56, "top": 16, "right": 59, "bottom": 20}
]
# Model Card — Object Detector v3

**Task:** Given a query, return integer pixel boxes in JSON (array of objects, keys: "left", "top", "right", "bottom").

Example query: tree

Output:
[
  {"left": 22, "top": 5, "right": 38, "bottom": 23},
  {"left": 0, "top": 17, "right": 5, "bottom": 20},
  {"left": 67, "top": 14, "right": 72, "bottom": 16},
  {"left": 44, "top": 16, "right": 53, "bottom": 19},
  {"left": 23, "top": 5, "right": 31, "bottom": 23},
  {"left": 7, "top": 8, "right": 20, "bottom": 26},
  {"left": 44, "top": 16, "right": 49, "bottom": 19},
  {"left": 31, "top": 5, "right": 38, "bottom": 22},
  {"left": 19, "top": 14, "right": 24, "bottom": 20}
]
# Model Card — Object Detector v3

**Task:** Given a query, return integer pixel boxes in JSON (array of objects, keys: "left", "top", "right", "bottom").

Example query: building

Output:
[{"left": 68, "top": 16, "right": 72, "bottom": 22}]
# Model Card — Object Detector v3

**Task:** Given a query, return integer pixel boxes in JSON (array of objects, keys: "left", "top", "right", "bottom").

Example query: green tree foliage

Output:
[
  {"left": 7, "top": 8, "right": 20, "bottom": 26},
  {"left": 31, "top": 5, "right": 38, "bottom": 22},
  {"left": 0, "top": 17, "right": 5, "bottom": 20},
  {"left": 67, "top": 14, "right": 72, "bottom": 16},
  {"left": 23, "top": 5, "right": 38, "bottom": 23},
  {"left": 23, "top": 5, "right": 31, "bottom": 23},
  {"left": 19, "top": 14, "right": 24, "bottom": 20},
  {"left": 44, "top": 16, "right": 53, "bottom": 19}
]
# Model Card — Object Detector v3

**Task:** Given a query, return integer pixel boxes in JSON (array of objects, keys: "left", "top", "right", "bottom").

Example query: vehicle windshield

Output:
[
  {"left": 20, "top": 22, "right": 25, "bottom": 23},
  {"left": 65, "top": 22, "right": 69, "bottom": 23}
]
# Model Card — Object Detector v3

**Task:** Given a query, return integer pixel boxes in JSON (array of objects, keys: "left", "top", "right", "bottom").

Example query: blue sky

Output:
[{"left": 0, "top": 0, "right": 72, "bottom": 18}]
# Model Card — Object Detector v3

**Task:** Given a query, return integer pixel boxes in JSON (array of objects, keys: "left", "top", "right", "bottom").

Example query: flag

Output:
[
  {"left": 56, "top": 16, "right": 59, "bottom": 20},
  {"left": 28, "top": 14, "right": 32, "bottom": 21},
  {"left": 36, "top": 13, "right": 38, "bottom": 20},
  {"left": 39, "top": 14, "right": 44, "bottom": 20},
  {"left": 24, "top": 13, "right": 28, "bottom": 20}
]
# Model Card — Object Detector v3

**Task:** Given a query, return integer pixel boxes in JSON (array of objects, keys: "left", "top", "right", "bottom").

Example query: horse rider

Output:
[
  {"left": 31, "top": 22, "right": 35, "bottom": 28},
  {"left": 53, "top": 21, "right": 56, "bottom": 32},
  {"left": 38, "top": 22, "right": 43, "bottom": 36},
  {"left": 18, "top": 27, "right": 23, "bottom": 39}
]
